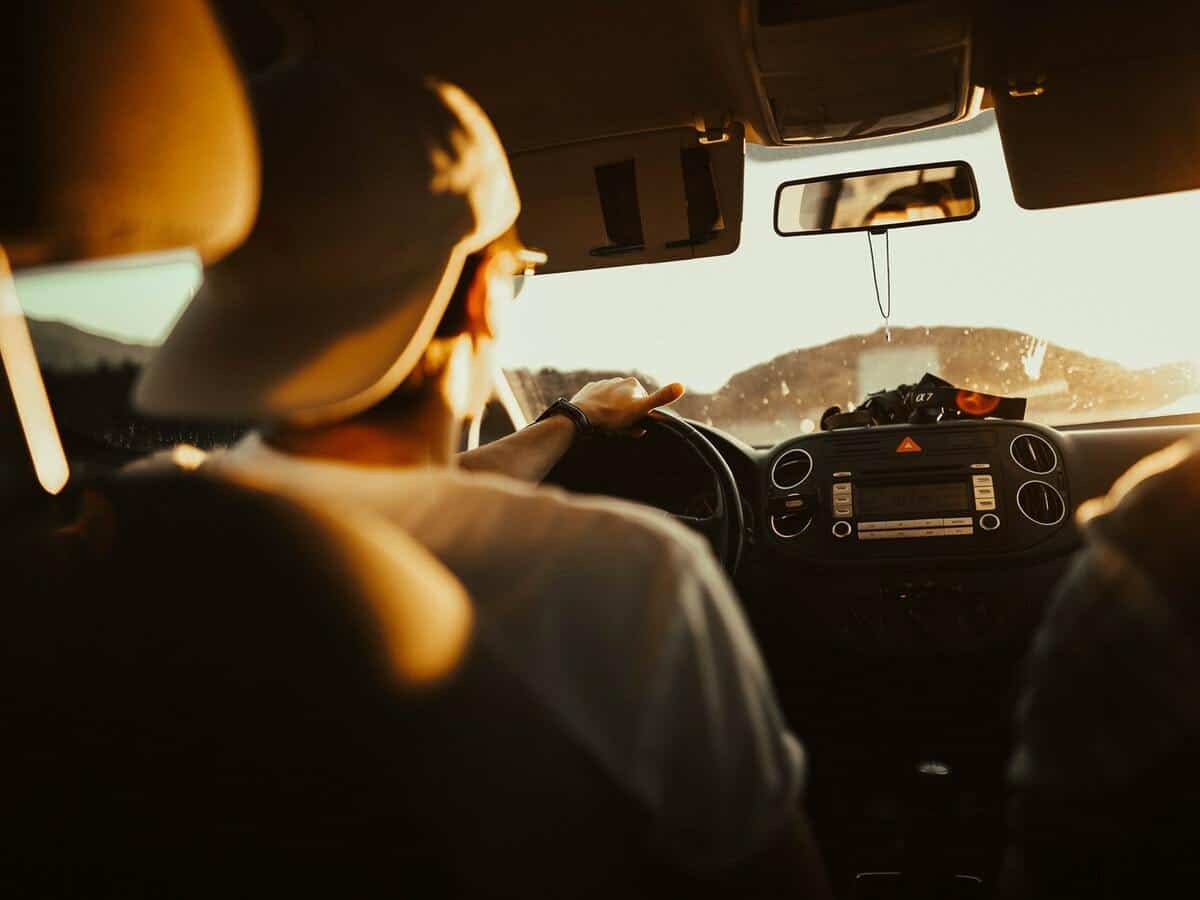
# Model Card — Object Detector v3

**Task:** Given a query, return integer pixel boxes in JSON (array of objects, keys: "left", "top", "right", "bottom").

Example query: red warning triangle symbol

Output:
[{"left": 896, "top": 436, "right": 923, "bottom": 453}]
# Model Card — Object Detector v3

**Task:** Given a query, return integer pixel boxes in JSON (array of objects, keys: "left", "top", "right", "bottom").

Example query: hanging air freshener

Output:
[{"left": 867, "top": 228, "right": 892, "bottom": 342}]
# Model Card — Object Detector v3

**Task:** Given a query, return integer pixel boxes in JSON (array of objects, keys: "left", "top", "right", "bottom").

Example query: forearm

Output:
[{"left": 457, "top": 415, "right": 577, "bottom": 482}]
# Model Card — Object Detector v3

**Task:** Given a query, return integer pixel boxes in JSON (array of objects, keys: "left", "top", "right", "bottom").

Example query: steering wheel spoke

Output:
[{"left": 645, "top": 411, "right": 744, "bottom": 573}]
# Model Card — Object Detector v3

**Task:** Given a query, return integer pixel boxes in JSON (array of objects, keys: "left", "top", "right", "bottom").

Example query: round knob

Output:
[
  {"left": 831, "top": 520, "right": 852, "bottom": 539},
  {"left": 979, "top": 513, "right": 1001, "bottom": 532}
]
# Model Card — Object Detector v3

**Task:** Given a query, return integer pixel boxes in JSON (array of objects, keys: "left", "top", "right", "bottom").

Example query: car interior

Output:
[{"left": 4, "top": 1, "right": 1200, "bottom": 897}]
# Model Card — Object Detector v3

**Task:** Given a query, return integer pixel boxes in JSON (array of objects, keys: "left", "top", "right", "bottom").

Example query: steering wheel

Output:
[
  {"left": 644, "top": 411, "right": 745, "bottom": 573},
  {"left": 544, "top": 408, "right": 744, "bottom": 573}
]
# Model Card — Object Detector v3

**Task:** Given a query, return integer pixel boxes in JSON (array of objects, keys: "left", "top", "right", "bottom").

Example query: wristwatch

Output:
[{"left": 533, "top": 397, "right": 593, "bottom": 436}]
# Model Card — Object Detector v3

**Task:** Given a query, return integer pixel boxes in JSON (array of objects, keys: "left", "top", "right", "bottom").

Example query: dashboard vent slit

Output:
[
  {"left": 1017, "top": 480, "right": 1067, "bottom": 526},
  {"left": 1011, "top": 433, "right": 1058, "bottom": 475}
]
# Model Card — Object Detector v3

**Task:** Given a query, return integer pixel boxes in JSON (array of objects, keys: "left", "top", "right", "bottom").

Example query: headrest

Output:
[{"left": 0, "top": 0, "right": 259, "bottom": 268}]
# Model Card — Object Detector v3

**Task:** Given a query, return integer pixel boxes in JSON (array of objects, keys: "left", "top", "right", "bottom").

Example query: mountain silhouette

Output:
[{"left": 27, "top": 318, "right": 155, "bottom": 372}]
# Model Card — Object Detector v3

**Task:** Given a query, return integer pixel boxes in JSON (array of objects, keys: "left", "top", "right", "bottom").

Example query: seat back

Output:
[{"left": 0, "top": 467, "right": 669, "bottom": 898}]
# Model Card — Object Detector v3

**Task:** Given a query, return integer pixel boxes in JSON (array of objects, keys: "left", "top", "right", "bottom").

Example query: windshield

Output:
[{"left": 499, "top": 110, "right": 1200, "bottom": 445}]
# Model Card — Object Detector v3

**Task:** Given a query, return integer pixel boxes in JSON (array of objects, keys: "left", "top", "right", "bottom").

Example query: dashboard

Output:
[
  {"left": 689, "top": 417, "right": 1200, "bottom": 573},
  {"left": 548, "top": 414, "right": 1199, "bottom": 574},
  {"left": 712, "top": 416, "right": 1197, "bottom": 884},
  {"left": 547, "top": 413, "right": 1199, "bottom": 885},
  {"left": 759, "top": 421, "right": 1074, "bottom": 565},
  {"left": 671, "top": 416, "right": 1200, "bottom": 664}
]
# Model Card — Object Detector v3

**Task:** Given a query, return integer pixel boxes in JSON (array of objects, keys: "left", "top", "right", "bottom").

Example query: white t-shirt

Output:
[{"left": 206, "top": 433, "right": 805, "bottom": 870}]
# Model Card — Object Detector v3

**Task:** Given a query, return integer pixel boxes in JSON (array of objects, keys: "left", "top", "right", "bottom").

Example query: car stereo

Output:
[
  {"left": 831, "top": 466, "right": 998, "bottom": 541},
  {"left": 765, "top": 423, "right": 1070, "bottom": 560}
]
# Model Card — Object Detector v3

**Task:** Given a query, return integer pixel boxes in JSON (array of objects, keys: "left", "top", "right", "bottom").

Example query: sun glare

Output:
[{"left": 0, "top": 249, "right": 70, "bottom": 495}]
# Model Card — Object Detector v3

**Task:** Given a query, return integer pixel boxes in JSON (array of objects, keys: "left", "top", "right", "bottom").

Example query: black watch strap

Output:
[{"left": 533, "top": 398, "right": 592, "bottom": 436}]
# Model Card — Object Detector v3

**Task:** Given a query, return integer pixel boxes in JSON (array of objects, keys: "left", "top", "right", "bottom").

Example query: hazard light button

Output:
[{"left": 896, "top": 436, "right": 923, "bottom": 453}]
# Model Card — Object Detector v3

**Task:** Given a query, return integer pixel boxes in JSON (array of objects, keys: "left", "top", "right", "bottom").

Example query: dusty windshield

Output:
[{"left": 499, "top": 110, "right": 1200, "bottom": 445}]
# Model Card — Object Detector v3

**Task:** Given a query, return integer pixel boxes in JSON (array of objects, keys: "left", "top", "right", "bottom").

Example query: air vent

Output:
[
  {"left": 771, "top": 448, "right": 813, "bottom": 490},
  {"left": 1017, "top": 481, "right": 1067, "bottom": 526},
  {"left": 1010, "top": 433, "right": 1058, "bottom": 474},
  {"left": 829, "top": 434, "right": 887, "bottom": 457},
  {"left": 771, "top": 513, "right": 812, "bottom": 538}
]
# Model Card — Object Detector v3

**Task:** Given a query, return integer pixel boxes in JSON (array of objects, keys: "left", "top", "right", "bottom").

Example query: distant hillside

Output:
[
  {"left": 507, "top": 326, "right": 1196, "bottom": 441},
  {"left": 27, "top": 318, "right": 155, "bottom": 372},
  {"left": 699, "top": 325, "right": 1193, "bottom": 422}
]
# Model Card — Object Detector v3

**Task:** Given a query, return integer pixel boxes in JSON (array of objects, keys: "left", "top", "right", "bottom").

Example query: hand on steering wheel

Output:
[
  {"left": 570, "top": 378, "right": 685, "bottom": 436},
  {"left": 544, "top": 380, "right": 744, "bottom": 572}
]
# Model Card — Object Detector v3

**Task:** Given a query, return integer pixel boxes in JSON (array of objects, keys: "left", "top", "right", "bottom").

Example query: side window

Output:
[{"left": 14, "top": 252, "right": 243, "bottom": 455}]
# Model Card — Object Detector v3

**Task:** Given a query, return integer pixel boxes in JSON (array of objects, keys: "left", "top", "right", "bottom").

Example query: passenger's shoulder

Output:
[{"left": 1081, "top": 437, "right": 1200, "bottom": 592}]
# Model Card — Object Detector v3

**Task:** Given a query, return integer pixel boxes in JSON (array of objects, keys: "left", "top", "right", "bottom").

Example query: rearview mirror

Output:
[{"left": 774, "top": 161, "right": 979, "bottom": 236}]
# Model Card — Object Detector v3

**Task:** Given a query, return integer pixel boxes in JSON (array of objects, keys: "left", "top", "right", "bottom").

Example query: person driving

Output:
[{"left": 133, "top": 64, "right": 813, "bottom": 878}]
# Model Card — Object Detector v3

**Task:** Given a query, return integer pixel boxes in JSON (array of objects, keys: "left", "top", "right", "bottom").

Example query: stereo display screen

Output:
[{"left": 857, "top": 482, "right": 970, "bottom": 517}]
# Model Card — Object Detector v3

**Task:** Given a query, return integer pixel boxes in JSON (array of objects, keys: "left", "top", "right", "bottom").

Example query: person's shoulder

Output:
[
  {"left": 447, "top": 467, "right": 710, "bottom": 558},
  {"left": 1078, "top": 436, "right": 1200, "bottom": 595}
]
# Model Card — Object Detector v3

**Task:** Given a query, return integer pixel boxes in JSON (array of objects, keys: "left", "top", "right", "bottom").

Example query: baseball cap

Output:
[{"left": 135, "top": 63, "right": 521, "bottom": 424}]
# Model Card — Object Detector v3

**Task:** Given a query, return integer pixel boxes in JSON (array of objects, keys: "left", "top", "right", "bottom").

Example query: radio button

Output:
[
  {"left": 972, "top": 475, "right": 994, "bottom": 486},
  {"left": 975, "top": 498, "right": 997, "bottom": 511},
  {"left": 833, "top": 507, "right": 853, "bottom": 519},
  {"left": 832, "top": 521, "right": 853, "bottom": 539},
  {"left": 832, "top": 483, "right": 853, "bottom": 495},
  {"left": 944, "top": 517, "right": 973, "bottom": 527},
  {"left": 973, "top": 486, "right": 995, "bottom": 499},
  {"left": 859, "top": 527, "right": 977, "bottom": 540},
  {"left": 979, "top": 513, "right": 1001, "bottom": 532}
]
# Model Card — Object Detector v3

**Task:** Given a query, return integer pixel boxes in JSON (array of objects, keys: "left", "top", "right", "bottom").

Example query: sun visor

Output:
[
  {"left": 509, "top": 124, "right": 744, "bottom": 275},
  {"left": 993, "top": 56, "right": 1200, "bottom": 209},
  {"left": 988, "top": 5, "right": 1200, "bottom": 209},
  {"left": 0, "top": 0, "right": 259, "bottom": 269}
]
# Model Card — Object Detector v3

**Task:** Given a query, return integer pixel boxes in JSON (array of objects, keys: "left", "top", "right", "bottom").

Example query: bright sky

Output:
[
  {"left": 15, "top": 250, "right": 201, "bottom": 346},
  {"left": 13, "top": 110, "right": 1200, "bottom": 397},
  {"left": 500, "top": 110, "right": 1200, "bottom": 393}
]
